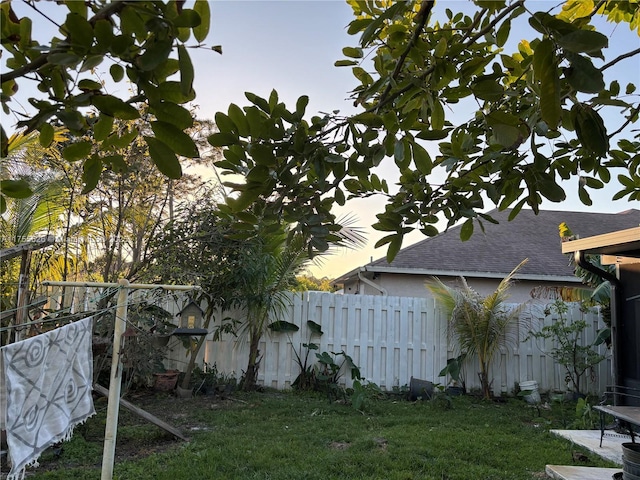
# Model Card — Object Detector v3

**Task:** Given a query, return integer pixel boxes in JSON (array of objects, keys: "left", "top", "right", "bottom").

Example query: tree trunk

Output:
[{"left": 241, "top": 328, "right": 262, "bottom": 391}]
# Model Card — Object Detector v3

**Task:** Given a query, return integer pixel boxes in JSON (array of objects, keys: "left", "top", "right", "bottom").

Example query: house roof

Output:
[
  {"left": 561, "top": 226, "right": 640, "bottom": 259},
  {"left": 335, "top": 208, "right": 640, "bottom": 284}
]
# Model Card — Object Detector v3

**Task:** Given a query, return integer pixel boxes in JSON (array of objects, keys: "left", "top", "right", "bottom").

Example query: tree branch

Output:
[
  {"left": 608, "top": 105, "right": 640, "bottom": 139},
  {"left": 376, "top": 1, "right": 435, "bottom": 109},
  {"left": 373, "top": 0, "right": 525, "bottom": 114},
  {"left": 1, "top": 1, "right": 128, "bottom": 85},
  {"left": 601, "top": 47, "right": 640, "bottom": 71}
]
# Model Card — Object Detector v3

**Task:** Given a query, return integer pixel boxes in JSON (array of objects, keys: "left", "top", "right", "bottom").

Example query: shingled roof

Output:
[{"left": 336, "top": 208, "right": 640, "bottom": 282}]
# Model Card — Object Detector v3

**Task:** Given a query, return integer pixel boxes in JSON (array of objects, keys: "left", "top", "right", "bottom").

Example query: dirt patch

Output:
[{"left": 1, "top": 389, "right": 236, "bottom": 477}]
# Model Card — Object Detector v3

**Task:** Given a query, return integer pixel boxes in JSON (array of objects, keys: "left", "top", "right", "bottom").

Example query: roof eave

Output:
[{"left": 346, "top": 265, "right": 582, "bottom": 283}]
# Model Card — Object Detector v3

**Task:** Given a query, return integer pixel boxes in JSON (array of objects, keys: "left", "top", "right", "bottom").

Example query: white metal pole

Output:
[{"left": 101, "top": 278, "right": 129, "bottom": 480}]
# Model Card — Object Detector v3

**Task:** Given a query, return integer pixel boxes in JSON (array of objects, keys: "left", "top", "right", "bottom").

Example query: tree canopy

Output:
[
  {"left": 2, "top": 0, "right": 639, "bottom": 262},
  {"left": 211, "top": 0, "right": 640, "bottom": 261},
  {"left": 1, "top": 0, "right": 215, "bottom": 211}
]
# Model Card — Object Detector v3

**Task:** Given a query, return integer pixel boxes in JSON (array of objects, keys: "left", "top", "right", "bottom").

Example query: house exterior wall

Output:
[{"left": 341, "top": 272, "right": 581, "bottom": 303}]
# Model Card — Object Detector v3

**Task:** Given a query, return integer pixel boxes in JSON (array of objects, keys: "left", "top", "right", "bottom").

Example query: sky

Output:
[
  {"left": 5, "top": 0, "right": 640, "bottom": 279},
  {"left": 190, "top": 1, "right": 639, "bottom": 279}
]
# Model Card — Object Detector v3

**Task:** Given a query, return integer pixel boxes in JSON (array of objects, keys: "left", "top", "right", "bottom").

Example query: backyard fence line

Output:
[
  {"left": 175, "top": 291, "right": 611, "bottom": 397},
  {"left": 34, "top": 286, "right": 611, "bottom": 396}
]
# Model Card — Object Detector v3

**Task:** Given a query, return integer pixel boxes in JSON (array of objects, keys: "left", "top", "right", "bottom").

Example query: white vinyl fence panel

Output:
[
  {"left": 190, "top": 291, "right": 611, "bottom": 396},
  {"left": 40, "top": 285, "right": 609, "bottom": 396}
]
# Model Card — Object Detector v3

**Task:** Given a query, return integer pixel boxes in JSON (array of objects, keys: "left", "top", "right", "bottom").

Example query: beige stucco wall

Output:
[{"left": 340, "top": 272, "right": 582, "bottom": 303}]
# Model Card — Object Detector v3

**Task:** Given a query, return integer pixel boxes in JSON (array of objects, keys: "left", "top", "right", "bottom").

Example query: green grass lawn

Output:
[{"left": 17, "top": 390, "right": 615, "bottom": 480}]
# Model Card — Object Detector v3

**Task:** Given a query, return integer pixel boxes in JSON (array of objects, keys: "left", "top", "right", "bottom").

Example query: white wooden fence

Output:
[
  {"left": 166, "top": 291, "right": 611, "bottom": 396},
  {"left": 37, "top": 285, "right": 610, "bottom": 396}
]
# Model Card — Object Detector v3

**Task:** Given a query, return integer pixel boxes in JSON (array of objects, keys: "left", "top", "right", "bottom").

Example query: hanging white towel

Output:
[{"left": 1, "top": 317, "right": 95, "bottom": 480}]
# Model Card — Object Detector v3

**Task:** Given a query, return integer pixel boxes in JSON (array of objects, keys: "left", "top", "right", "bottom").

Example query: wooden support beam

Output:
[
  {"left": 0, "top": 235, "right": 56, "bottom": 262},
  {"left": 93, "top": 384, "right": 189, "bottom": 442}
]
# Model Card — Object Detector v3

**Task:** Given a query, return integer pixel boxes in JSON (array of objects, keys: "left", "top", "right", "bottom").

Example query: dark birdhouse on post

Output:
[{"left": 173, "top": 299, "right": 208, "bottom": 336}]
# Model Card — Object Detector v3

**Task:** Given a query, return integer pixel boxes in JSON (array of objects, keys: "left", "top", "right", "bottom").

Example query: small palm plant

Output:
[{"left": 426, "top": 259, "right": 528, "bottom": 400}]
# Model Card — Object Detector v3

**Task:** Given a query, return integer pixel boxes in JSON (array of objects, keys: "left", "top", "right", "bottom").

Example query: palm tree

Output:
[
  {"left": 426, "top": 259, "right": 528, "bottom": 400},
  {"left": 145, "top": 190, "right": 367, "bottom": 391}
]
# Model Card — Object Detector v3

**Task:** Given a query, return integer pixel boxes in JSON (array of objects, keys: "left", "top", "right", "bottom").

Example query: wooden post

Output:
[
  {"left": 14, "top": 249, "right": 31, "bottom": 342},
  {"left": 40, "top": 280, "right": 198, "bottom": 480},
  {"left": 101, "top": 279, "right": 129, "bottom": 480}
]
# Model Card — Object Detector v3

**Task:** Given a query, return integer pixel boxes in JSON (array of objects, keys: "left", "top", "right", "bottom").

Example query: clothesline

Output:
[{"left": 0, "top": 285, "right": 189, "bottom": 334}]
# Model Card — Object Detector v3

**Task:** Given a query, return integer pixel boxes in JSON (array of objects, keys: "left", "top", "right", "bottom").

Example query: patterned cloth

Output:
[{"left": 1, "top": 317, "right": 95, "bottom": 480}]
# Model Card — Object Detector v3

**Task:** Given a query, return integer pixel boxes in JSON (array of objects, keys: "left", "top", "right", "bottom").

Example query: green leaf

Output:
[
  {"left": 228, "top": 103, "right": 250, "bottom": 137},
  {"left": 48, "top": 52, "right": 81, "bottom": 66},
  {"left": 386, "top": 235, "right": 403, "bottom": 263},
  {"left": 94, "top": 19, "right": 113, "bottom": 51},
  {"left": 64, "top": 0, "right": 87, "bottom": 16},
  {"left": 78, "top": 79, "right": 102, "bottom": 91},
  {"left": 57, "top": 110, "right": 85, "bottom": 131},
  {"left": 155, "top": 81, "right": 196, "bottom": 104},
  {"left": 538, "top": 175, "right": 566, "bottom": 202},
  {"left": 92, "top": 94, "right": 140, "bottom": 120},
  {"left": 178, "top": 44, "right": 194, "bottom": 96},
  {"left": 38, "top": 123, "right": 54, "bottom": 148},
  {"left": 151, "top": 101, "right": 193, "bottom": 130},
  {"left": 136, "top": 39, "right": 172, "bottom": 71},
  {"left": 565, "top": 54, "right": 604, "bottom": 93},
  {"left": 81, "top": 156, "right": 102, "bottom": 193},
  {"left": 295, "top": 95, "right": 309, "bottom": 118},
  {"left": 470, "top": 78, "right": 504, "bottom": 101},
  {"left": 144, "top": 136, "right": 182, "bottom": 179},
  {"left": 572, "top": 103, "right": 608, "bottom": 156},
  {"left": 335, "top": 60, "right": 358, "bottom": 67},
  {"left": 62, "top": 141, "right": 92, "bottom": 161},
  {"left": 557, "top": 30, "right": 608, "bottom": 53},
  {"left": 496, "top": 19, "right": 511, "bottom": 47},
  {"left": 65, "top": 12, "right": 93, "bottom": 54},
  {"left": 412, "top": 142, "right": 432, "bottom": 174},
  {"left": 250, "top": 144, "right": 275, "bottom": 165},
  {"left": 93, "top": 114, "right": 113, "bottom": 141},
  {"left": 533, "top": 39, "right": 561, "bottom": 129},
  {"left": 416, "top": 129, "right": 449, "bottom": 140},
  {"left": 228, "top": 187, "right": 262, "bottom": 212},
  {"left": 102, "top": 154, "right": 126, "bottom": 173},
  {"left": 247, "top": 165, "right": 270, "bottom": 182},
  {"left": 351, "top": 112, "right": 383, "bottom": 128},
  {"left": 267, "top": 321, "right": 299, "bottom": 333},
  {"left": 577, "top": 182, "right": 592, "bottom": 206},
  {"left": 394, "top": 138, "right": 408, "bottom": 169},
  {"left": 215, "top": 111, "right": 237, "bottom": 134},
  {"left": 173, "top": 9, "right": 201, "bottom": 27},
  {"left": 245, "top": 92, "right": 270, "bottom": 113},
  {"left": 79, "top": 54, "right": 104, "bottom": 72},
  {"left": 207, "top": 132, "right": 238, "bottom": 147},
  {"left": 110, "top": 64, "right": 124, "bottom": 82},
  {"left": 434, "top": 37, "right": 447, "bottom": 58},
  {"left": 460, "top": 218, "right": 473, "bottom": 241},
  {"left": 151, "top": 121, "right": 199, "bottom": 157},
  {"left": 0, "top": 126, "right": 7, "bottom": 158},
  {"left": 193, "top": 0, "right": 211, "bottom": 43},
  {"left": 307, "top": 321, "right": 323, "bottom": 336},
  {"left": 431, "top": 99, "right": 444, "bottom": 130},
  {"left": 1, "top": 179, "right": 32, "bottom": 199},
  {"left": 342, "top": 46, "right": 363, "bottom": 58}
]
